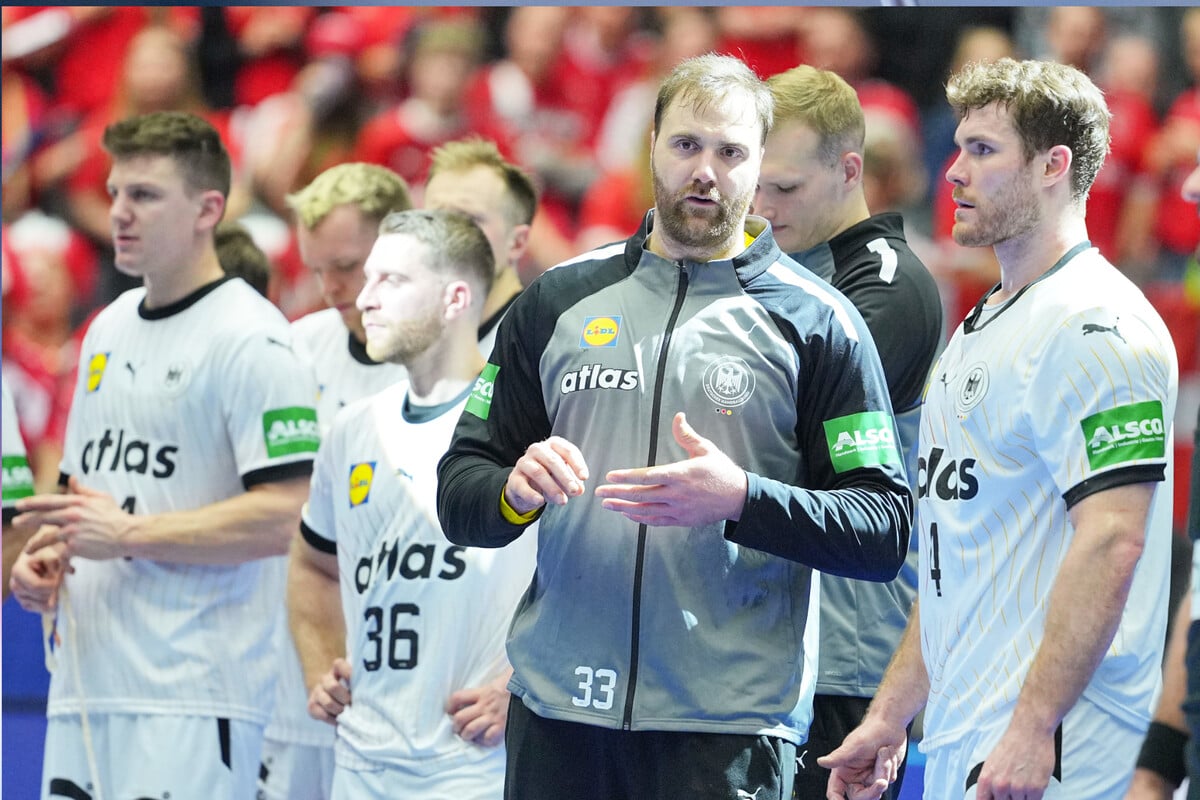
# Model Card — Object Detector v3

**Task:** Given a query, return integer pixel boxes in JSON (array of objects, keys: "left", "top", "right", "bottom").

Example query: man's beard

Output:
[
  {"left": 652, "top": 168, "right": 751, "bottom": 255},
  {"left": 367, "top": 309, "right": 443, "bottom": 366},
  {"left": 952, "top": 176, "right": 1040, "bottom": 248}
]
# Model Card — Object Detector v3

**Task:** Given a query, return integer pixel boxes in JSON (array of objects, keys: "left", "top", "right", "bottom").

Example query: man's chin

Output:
[{"left": 112, "top": 259, "right": 144, "bottom": 277}]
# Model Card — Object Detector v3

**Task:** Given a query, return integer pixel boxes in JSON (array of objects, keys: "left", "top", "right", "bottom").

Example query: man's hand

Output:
[
  {"left": 819, "top": 714, "right": 907, "bottom": 800},
  {"left": 308, "top": 657, "right": 352, "bottom": 725},
  {"left": 17, "top": 477, "right": 133, "bottom": 561},
  {"left": 594, "top": 412, "right": 747, "bottom": 527},
  {"left": 504, "top": 436, "right": 589, "bottom": 515},
  {"left": 9, "top": 541, "right": 68, "bottom": 613},
  {"left": 446, "top": 671, "right": 511, "bottom": 747},
  {"left": 972, "top": 723, "right": 1057, "bottom": 799}
]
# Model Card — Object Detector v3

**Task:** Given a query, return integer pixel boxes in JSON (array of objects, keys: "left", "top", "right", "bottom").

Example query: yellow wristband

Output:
[{"left": 500, "top": 490, "right": 541, "bottom": 524}]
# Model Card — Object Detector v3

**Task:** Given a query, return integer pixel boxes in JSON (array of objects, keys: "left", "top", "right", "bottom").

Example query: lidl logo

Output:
[
  {"left": 86, "top": 352, "right": 110, "bottom": 393},
  {"left": 580, "top": 316, "right": 621, "bottom": 348},
  {"left": 1081, "top": 400, "right": 1165, "bottom": 470},
  {"left": 348, "top": 461, "right": 376, "bottom": 507},
  {"left": 262, "top": 407, "right": 320, "bottom": 458},
  {"left": 2, "top": 455, "right": 34, "bottom": 504},
  {"left": 823, "top": 411, "right": 900, "bottom": 473},
  {"left": 465, "top": 363, "right": 500, "bottom": 420}
]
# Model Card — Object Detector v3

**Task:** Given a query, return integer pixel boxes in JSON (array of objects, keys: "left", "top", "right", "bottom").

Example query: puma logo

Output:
[
  {"left": 1081, "top": 321, "right": 1125, "bottom": 343},
  {"left": 266, "top": 336, "right": 293, "bottom": 352},
  {"left": 736, "top": 789, "right": 763, "bottom": 800}
]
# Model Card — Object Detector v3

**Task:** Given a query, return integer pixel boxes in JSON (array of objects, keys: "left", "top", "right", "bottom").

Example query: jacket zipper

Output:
[{"left": 622, "top": 262, "right": 690, "bottom": 730}]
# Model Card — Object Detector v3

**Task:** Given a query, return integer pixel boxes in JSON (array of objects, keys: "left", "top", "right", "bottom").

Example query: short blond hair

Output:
[
  {"left": 654, "top": 53, "right": 773, "bottom": 145},
  {"left": 767, "top": 65, "right": 864, "bottom": 166},
  {"left": 427, "top": 137, "right": 537, "bottom": 226},
  {"left": 285, "top": 163, "right": 412, "bottom": 230}
]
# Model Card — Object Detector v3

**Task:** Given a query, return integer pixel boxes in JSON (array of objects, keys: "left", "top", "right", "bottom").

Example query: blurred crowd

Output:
[{"left": 3, "top": 5, "right": 1200, "bottom": 498}]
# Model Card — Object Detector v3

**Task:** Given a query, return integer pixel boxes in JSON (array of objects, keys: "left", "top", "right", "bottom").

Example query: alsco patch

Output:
[
  {"left": 1081, "top": 400, "right": 1165, "bottom": 470},
  {"left": 824, "top": 411, "right": 900, "bottom": 473},
  {"left": 262, "top": 407, "right": 320, "bottom": 458}
]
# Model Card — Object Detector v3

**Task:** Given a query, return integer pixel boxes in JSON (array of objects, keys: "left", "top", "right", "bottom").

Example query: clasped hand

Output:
[{"left": 504, "top": 412, "right": 747, "bottom": 527}]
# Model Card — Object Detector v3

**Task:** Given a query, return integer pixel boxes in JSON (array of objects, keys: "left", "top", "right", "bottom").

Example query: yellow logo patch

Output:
[
  {"left": 580, "top": 316, "right": 621, "bottom": 348},
  {"left": 349, "top": 462, "right": 376, "bottom": 507},
  {"left": 86, "top": 352, "right": 109, "bottom": 393}
]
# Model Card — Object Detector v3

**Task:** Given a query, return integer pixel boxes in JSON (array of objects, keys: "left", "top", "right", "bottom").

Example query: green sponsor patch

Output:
[
  {"left": 1081, "top": 400, "right": 1165, "bottom": 470},
  {"left": 465, "top": 363, "right": 500, "bottom": 420},
  {"left": 2, "top": 455, "right": 34, "bottom": 504},
  {"left": 262, "top": 407, "right": 320, "bottom": 458},
  {"left": 823, "top": 411, "right": 900, "bottom": 473}
]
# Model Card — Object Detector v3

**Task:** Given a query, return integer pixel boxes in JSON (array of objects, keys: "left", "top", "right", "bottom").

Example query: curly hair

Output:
[{"left": 946, "top": 58, "right": 1110, "bottom": 205}]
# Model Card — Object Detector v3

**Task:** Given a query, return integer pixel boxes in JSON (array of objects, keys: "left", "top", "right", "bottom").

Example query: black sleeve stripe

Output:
[
  {"left": 58, "top": 471, "right": 70, "bottom": 490},
  {"left": 2, "top": 507, "right": 17, "bottom": 525},
  {"left": 242, "top": 460, "right": 314, "bottom": 490},
  {"left": 301, "top": 519, "right": 336, "bottom": 555},
  {"left": 1063, "top": 464, "right": 1166, "bottom": 509},
  {"left": 217, "top": 717, "right": 232, "bottom": 770}
]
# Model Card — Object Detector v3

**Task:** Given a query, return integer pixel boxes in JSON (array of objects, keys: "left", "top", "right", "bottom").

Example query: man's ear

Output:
[
  {"left": 842, "top": 151, "right": 865, "bottom": 190},
  {"left": 1042, "top": 144, "right": 1073, "bottom": 188},
  {"left": 196, "top": 189, "right": 227, "bottom": 233},
  {"left": 508, "top": 223, "right": 531, "bottom": 268},
  {"left": 443, "top": 279, "right": 472, "bottom": 321}
]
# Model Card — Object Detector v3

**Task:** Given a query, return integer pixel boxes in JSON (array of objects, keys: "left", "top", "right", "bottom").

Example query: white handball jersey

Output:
[
  {"left": 301, "top": 380, "right": 536, "bottom": 778},
  {"left": 51, "top": 277, "right": 319, "bottom": 725},
  {"left": 3, "top": 381, "right": 35, "bottom": 519},
  {"left": 267, "top": 306, "right": 408, "bottom": 748},
  {"left": 917, "top": 244, "right": 1177, "bottom": 751},
  {"left": 291, "top": 307, "right": 409, "bottom": 428}
]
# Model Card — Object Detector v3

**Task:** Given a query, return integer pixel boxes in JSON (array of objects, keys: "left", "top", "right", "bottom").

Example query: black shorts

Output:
[
  {"left": 792, "top": 694, "right": 908, "bottom": 800},
  {"left": 504, "top": 699, "right": 795, "bottom": 800}
]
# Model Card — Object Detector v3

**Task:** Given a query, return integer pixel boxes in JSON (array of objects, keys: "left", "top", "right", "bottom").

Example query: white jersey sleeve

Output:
[{"left": 1028, "top": 304, "right": 1174, "bottom": 497}]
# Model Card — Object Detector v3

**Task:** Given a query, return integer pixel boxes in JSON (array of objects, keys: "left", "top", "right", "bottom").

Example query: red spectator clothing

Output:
[
  {"left": 223, "top": 6, "right": 316, "bottom": 108},
  {"left": 556, "top": 23, "right": 654, "bottom": 147},
  {"left": 856, "top": 80, "right": 922, "bottom": 145},
  {"left": 466, "top": 61, "right": 593, "bottom": 169},
  {"left": 352, "top": 98, "right": 501, "bottom": 189},
  {"left": 1153, "top": 88, "right": 1200, "bottom": 257},
  {"left": 465, "top": 62, "right": 595, "bottom": 239},
  {"left": 4, "top": 6, "right": 148, "bottom": 122},
  {"left": 2, "top": 224, "right": 30, "bottom": 310},
  {"left": 1, "top": 67, "right": 49, "bottom": 187},
  {"left": 716, "top": 28, "right": 802, "bottom": 80},
  {"left": 578, "top": 168, "right": 649, "bottom": 243},
  {"left": 1088, "top": 89, "right": 1158, "bottom": 262},
  {"left": 324, "top": 6, "right": 477, "bottom": 53},
  {"left": 1, "top": 329, "right": 69, "bottom": 455}
]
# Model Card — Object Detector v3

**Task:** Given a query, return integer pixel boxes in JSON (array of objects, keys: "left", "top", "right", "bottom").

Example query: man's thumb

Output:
[{"left": 673, "top": 412, "right": 710, "bottom": 457}]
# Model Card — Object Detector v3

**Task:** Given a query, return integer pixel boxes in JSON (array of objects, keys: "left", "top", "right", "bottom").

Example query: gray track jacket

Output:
[{"left": 437, "top": 212, "right": 912, "bottom": 745}]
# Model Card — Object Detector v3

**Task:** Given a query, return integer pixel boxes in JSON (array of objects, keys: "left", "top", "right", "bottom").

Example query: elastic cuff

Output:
[
  {"left": 499, "top": 491, "right": 541, "bottom": 525},
  {"left": 1136, "top": 720, "right": 1188, "bottom": 787}
]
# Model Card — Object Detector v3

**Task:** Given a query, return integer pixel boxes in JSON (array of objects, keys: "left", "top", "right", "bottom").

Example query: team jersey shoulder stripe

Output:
[
  {"left": 546, "top": 241, "right": 626, "bottom": 272},
  {"left": 764, "top": 261, "right": 860, "bottom": 342}
]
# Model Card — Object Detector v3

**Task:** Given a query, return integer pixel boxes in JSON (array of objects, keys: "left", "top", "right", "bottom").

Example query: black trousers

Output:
[
  {"left": 504, "top": 699, "right": 796, "bottom": 800},
  {"left": 792, "top": 694, "right": 908, "bottom": 800}
]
